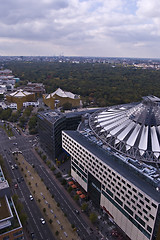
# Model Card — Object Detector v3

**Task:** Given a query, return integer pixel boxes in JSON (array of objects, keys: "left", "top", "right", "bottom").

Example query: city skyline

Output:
[{"left": 0, "top": 0, "right": 160, "bottom": 58}]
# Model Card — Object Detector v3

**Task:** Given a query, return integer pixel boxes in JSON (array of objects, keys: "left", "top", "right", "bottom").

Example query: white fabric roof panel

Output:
[
  {"left": 116, "top": 121, "right": 135, "bottom": 141},
  {"left": 151, "top": 127, "right": 160, "bottom": 157},
  {"left": 138, "top": 126, "right": 148, "bottom": 151},
  {"left": 98, "top": 115, "right": 127, "bottom": 127},
  {"left": 97, "top": 112, "right": 125, "bottom": 121},
  {"left": 126, "top": 124, "right": 141, "bottom": 147},
  {"left": 103, "top": 117, "right": 128, "bottom": 131}
]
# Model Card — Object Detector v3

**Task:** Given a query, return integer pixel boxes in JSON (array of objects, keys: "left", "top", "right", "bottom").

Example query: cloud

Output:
[{"left": 0, "top": 0, "right": 160, "bottom": 57}]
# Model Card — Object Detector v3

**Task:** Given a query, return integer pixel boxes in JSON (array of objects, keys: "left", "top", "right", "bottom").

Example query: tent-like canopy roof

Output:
[
  {"left": 90, "top": 96, "right": 160, "bottom": 163},
  {"left": 9, "top": 89, "right": 33, "bottom": 97},
  {"left": 45, "top": 88, "right": 80, "bottom": 100}
]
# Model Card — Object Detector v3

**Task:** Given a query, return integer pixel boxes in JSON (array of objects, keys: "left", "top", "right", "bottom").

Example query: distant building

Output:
[
  {"left": 62, "top": 96, "right": 160, "bottom": 240},
  {"left": 23, "top": 82, "right": 45, "bottom": 98},
  {"left": 0, "top": 166, "right": 24, "bottom": 240},
  {"left": 6, "top": 89, "right": 35, "bottom": 110},
  {"left": 43, "top": 88, "right": 81, "bottom": 110}
]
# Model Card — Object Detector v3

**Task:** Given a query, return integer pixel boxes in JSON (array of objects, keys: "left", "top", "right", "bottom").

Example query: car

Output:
[
  {"left": 40, "top": 218, "right": 45, "bottom": 224},
  {"left": 31, "top": 232, "right": 35, "bottom": 239},
  {"left": 29, "top": 195, "right": 34, "bottom": 201},
  {"left": 14, "top": 183, "right": 18, "bottom": 189},
  {"left": 11, "top": 165, "right": 15, "bottom": 170},
  {"left": 14, "top": 164, "right": 18, "bottom": 169},
  {"left": 9, "top": 161, "right": 12, "bottom": 165},
  {"left": 21, "top": 176, "right": 24, "bottom": 181},
  {"left": 17, "top": 178, "right": 21, "bottom": 183},
  {"left": 75, "top": 209, "right": 79, "bottom": 214}
]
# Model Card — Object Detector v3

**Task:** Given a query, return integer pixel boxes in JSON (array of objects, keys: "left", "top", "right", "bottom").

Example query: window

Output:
[
  {"left": 149, "top": 214, "right": 154, "bottom": 220},
  {"left": 147, "top": 226, "right": 152, "bottom": 233},
  {"left": 137, "top": 203, "right": 141, "bottom": 209},
  {"left": 128, "top": 190, "right": 132, "bottom": 195},
  {"left": 143, "top": 209, "right": 148, "bottom": 214},
  {"left": 123, "top": 186, "right": 126, "bottom": 190},
  {"left": 126, "top": 194, "right": 129, "bottom": 199},
  {"left": 152, "top": 203, "right": 157, "bottom": 209},
  {"left": 106, "top": 188, "right": 113, "bottom": 197},
  {"left": 121, "top": 190, "right": 124, "bottom": 194},
  {"left": 127, "top": 201, "right": 130, "bottom": 206},
  {"left": 122, "top": 196, "right": 125, "bottom": 201},
  {"left": 138, "top": 210, "right": 142, "bottom": 216},
  {"left": 135, "top": 215, "right": 145, "bottom": 227},
  {"left": 122, "top": 179, "right": 125, "bottom": 184},
  {"left": 131, "top": 199, "right": 135, "bottom": 204},
  {"left": 127, "top": 183, "right": 131, "bottom": 188},
  {"left": 132, "top": 205, "right": 136, "bottom": 210},
  {"left": 146, "top": 205, "right": 151, "bottom": 211},
  {"left": 140, "top": 200, "right": 144, "bottom": 205},
  {"left": 115, "top": 196, "right": 123, "bottom": 206},
  {"left": 144, "top": 216, "right": 149, "bottom": 221},
  {"left": 117, "top": 176, "right": 120, "bottom": 180},
  {"left": 138, "top": 192, "right": 143, "bottom": 198},
  {"left": 134, "top": 195, "right": 138, "bottom": 200},
  {"left": 133, "top": 188, "right": 137, "bottom": 193},
  {"left": 124, "top": 205, "right": 133, "bottom": 216},
  {"left": 145, "top": 197, "right": 150, "bottom": 203}
]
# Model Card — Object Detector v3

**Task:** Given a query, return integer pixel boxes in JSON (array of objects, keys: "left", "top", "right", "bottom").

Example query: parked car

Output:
[
  {"left": 40, "top": 218, "right": 45, "bottom": 224},
  {"left": 29, "top": 195, "right": 34, "bottom": 201}
]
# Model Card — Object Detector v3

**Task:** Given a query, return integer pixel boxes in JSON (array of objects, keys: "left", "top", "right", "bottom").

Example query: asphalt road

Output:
[
  {"left": 0, "top": 122, "right": 99, "bottom": 240},
  {"left": 0, "top": 124, "right": 54, "bottom": 240}
]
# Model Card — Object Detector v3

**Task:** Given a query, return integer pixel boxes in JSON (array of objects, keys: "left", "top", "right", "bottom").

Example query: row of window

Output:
[{"left": 63, "top": 133, "right": 158, "bottom": 222}]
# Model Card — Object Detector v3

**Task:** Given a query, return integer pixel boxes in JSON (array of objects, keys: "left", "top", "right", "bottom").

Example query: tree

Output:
[
  {"left": 62, "top": 102, "right": 72, "bottom": 110},
  {"left": 49, "top": 219, "right": 53, "bottom": 224},
  {"left": 81, "top": 202, "right": 88, "bottom": 212},
  {"left": 89, "top": 212, "right": 97, "bottom": 224},
  {"left": 43, "top": 208, "right": 46, "bottom": 214},
  {"left": 55, "top": 231, "right": 59, "bottom": 236},
  {"left": 74, "top": 194, "right": 79, "bottom": 202}
]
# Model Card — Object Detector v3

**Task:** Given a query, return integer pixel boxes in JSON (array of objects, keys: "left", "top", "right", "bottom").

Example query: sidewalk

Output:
[{"left": 32, "top": 148, "right": 98, "bottom": 233}]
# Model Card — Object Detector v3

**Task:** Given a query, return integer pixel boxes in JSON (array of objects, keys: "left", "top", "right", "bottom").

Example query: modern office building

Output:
[
  {"left": 62, "top": 96, "right": 160, "bottom": 240},
  {"left": 0, "top": 166, "right": 24, "bottom": 240},
  {"left": 37, "top": 109, "right": 98, "bottom": 160}
]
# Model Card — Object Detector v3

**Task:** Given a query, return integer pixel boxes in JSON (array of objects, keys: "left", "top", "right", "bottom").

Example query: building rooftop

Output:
[
  {"left": 64, "top": 130, "right": 160, "bottom": 202},
  {"left": 89, "top": 96, "right": 160, "bottom": 163},
  {"left": 0, "top": 196, "right": 12, "bottom": 221}
]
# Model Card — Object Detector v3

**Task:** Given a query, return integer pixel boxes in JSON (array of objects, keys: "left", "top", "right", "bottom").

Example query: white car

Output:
[
  {"left": 11, "top": 165, "right": 15, "bottom": 170},
  {"left": 40, "top": 218, "right": 45, "bottom": 224},
  {"left": 29, "top": 195, "right": 34, "bottom": 201}
]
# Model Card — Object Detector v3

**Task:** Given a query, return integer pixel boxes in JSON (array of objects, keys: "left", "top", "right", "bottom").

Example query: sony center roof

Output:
[{"left": 89, "top": 96, "right": 160, "bottom": 163}]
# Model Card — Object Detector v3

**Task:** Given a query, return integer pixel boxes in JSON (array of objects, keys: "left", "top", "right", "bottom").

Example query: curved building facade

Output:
[{"left": 89, "top": 96, "right": 160, "bottom": 163}]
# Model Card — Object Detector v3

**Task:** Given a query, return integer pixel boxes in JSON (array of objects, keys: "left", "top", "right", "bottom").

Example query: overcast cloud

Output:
[{"left": 0, "top": 0, "right": 160, "bottom": 58}]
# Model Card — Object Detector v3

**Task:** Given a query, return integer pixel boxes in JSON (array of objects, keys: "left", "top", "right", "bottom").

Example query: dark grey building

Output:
[{"left": 37, "top": 109, "right": 98, "bottom": 160}]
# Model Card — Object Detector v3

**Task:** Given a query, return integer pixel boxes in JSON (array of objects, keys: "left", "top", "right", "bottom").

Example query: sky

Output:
[{"left": 0, "top": 0, "right": 160, "bottom": 58}]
